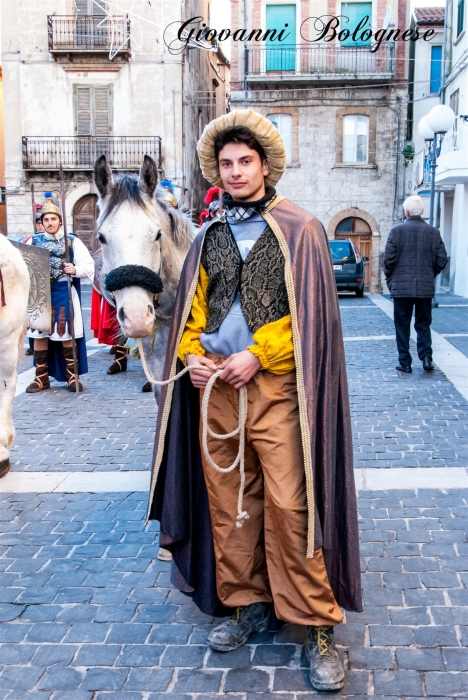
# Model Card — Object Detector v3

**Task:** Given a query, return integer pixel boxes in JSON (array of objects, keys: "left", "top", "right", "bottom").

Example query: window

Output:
[
  {"left": 457, "top": 0, "right": 465, "bottom": 36},
  {"left": 343, "top": 115, "right": 369, "bottom": 164},
  {"left": 74, "top": 85, "right": 112, "bottom": 136},
  {"left": 430, "top": 46, "right": 442, "bottom": 94},
  {"left": 340, "top": 2, "right": 372, "bottom": 46},
  {"left": 266, "top": 4, "right": 296, "bottom": 71},
  {"left": 267, "top": 113, "right": 293, "bottom": 164}
]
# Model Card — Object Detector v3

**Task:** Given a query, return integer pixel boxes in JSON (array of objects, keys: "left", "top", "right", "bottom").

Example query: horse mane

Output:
[{"left": 99, "top": 171, "right": 195, "bottom": 252}]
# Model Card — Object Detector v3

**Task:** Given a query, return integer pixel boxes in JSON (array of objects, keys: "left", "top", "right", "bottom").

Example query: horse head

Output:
[{"left": 94, "top": 155, "right": 165, "bottom": 338}]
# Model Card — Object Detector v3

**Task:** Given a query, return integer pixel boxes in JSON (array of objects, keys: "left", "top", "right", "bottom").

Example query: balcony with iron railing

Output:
[
  {"left": 245, "top": 43, "right": 395, "bottom": 82},
  {"left": 22, "top": 137, "right": 162, "bottom": 171},
  {"left": 48, "top": 15, "right": 131, "bottom": 58}
]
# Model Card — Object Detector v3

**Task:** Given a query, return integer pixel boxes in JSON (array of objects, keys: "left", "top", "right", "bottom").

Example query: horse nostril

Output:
[
  {"left": 118, "top": 307, "right": 126, "bottom": 324},
  {"left": 148, "top": 305, "right": 154, "bottom": 317}
]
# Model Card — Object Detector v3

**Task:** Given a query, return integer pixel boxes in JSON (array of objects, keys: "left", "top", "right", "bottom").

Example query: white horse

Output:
[
  {"left": 94, "top": 155, "right": 196, "bottom": 403},
  {"left": 0, "top": 236, "right": 30, "bottom": 477}
]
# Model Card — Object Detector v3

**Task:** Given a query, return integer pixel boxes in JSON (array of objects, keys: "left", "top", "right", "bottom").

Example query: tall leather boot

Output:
[
  {"left": 26, "top": 349, "right": 51, "bottom": 394},
  {"left": 107, "top": 345, "right": 127, "bottom": 375},
  {"left": 62, "top": 345, "right": 83, "bottom": 392}
]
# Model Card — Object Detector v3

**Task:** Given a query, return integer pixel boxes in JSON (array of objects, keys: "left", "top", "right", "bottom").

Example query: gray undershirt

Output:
[{"left": 199, "top": 212, "right": 267, "bottom": 357}]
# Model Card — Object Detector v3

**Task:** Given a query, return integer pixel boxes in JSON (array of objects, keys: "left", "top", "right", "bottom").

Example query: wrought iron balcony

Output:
[
  {"left": 22, "top": 137, "right": 162, "bottom": 171},
  {"left": 245, "top": 43, "right": 395, "bottom": 81},
  {"left": 48, "top": 15, "right": 131, "bottom": 56}
]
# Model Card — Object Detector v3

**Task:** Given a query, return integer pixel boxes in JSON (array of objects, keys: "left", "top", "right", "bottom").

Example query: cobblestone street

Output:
[{"left": 1, "top": 289, "right": 468, "bottom": 699}]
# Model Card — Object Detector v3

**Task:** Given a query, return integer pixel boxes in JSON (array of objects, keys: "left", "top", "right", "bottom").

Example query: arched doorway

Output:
[
  {"left": 335, "top": 216, "right": 372, "bottom": 288},
  {"left": 73, "top": 194, "right": 99, "bottom": 253}
]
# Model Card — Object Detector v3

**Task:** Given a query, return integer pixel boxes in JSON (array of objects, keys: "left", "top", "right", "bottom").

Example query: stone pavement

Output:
[
  {"left": 1, "top": 291, "right": 468, "bottom": 698},
  {"left": 1, "top": 489, "right": 468, "bottom": 698}
]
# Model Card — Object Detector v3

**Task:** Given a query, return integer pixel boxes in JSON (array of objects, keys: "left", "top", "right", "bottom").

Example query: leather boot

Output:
[
  {"left": 423, "top": 356, "right": 435, "bottom": 371},
  {"left": 26, "top": 349, "right": 51, "bottom": 393},
  {"left": 62, "top": 346, "right": 83, "bottom": 392},
  {"left": 207, "top": 603, "right": 270, "bottom": 652},
  {"left": 305, "top": 625, "right": 344, "bottom": 691},
  {"left": 107, "top": 345, "right": 127, "bottom": 375}
]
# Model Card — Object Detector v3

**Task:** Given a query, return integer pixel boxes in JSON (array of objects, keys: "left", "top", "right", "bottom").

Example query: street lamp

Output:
[
  {"left": 418, "top": 106, "right": 456, "bottom": 227},
  {"left": 417, "top": 105, "right": 455, "bottom": 307}
]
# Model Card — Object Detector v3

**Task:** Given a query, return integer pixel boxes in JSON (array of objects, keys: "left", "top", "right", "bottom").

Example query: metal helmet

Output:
[{"left": 40, "top": 201, "right": 62, "bottom": 221}]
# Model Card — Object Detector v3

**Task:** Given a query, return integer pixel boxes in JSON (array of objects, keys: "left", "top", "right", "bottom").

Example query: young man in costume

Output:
[
  {"left": 26, "top": 201, "right": 94, "bottom": 393},
  {"left": 148, "top": 110, "right": 362, "bottom": 692}
]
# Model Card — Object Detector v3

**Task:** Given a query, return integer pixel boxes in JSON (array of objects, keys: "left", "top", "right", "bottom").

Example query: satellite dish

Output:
[{"left": 383, "top": 6, "right": 392, "bottom": 29}]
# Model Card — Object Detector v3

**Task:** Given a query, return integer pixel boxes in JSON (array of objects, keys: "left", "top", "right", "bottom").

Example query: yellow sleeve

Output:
[
  {"left": 248, "top": 314, "right": 296, "bottom": 375},
  {"left": 177, "top": 264, "right": 210, "bottom": 364}
]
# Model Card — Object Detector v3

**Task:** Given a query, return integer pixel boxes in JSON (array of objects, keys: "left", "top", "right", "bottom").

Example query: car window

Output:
[{"left": 329, "top": 241, "right": 353, "bottom": 260}]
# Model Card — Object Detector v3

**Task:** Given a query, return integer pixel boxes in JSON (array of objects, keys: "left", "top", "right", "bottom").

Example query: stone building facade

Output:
[
  {"left": 1, "top": 0, "right": 229, "bottom": 242},
  {"left": 229, "top": 0, "right": 411, "bottom": 292}
]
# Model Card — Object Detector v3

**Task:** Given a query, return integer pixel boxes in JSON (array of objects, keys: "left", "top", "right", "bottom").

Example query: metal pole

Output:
[
  {"left": 31, "top": 182, "right": 36, "bottom": 236},
  {"left": 429, "top": 138, "right": 437, "bottom": 227},
  {"left": 59, "top": 165, "right": 80, "bottom": 393}
]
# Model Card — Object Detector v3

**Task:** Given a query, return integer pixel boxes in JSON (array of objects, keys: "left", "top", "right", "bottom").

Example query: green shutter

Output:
[
  {"left": 266, "top": 4, "right": 296, "bottom": 71},
  {"left": 340, "top": 2, "right": 372, "bottom": 46}
]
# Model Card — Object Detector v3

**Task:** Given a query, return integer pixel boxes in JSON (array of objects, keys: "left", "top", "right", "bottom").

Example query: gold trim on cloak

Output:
[{"left": 146, "top": 195, "right": 315, "bottom": 558}]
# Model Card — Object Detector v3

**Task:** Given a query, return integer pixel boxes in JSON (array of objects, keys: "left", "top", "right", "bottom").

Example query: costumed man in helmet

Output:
[
  {"left": 148, "top": 110, "right": 362, "bottom": 692},
  {"left": 26, "top": 200, "right": 94, "bottom": 393}
]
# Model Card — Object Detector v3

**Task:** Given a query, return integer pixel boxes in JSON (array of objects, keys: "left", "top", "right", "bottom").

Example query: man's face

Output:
[
  {"left": 35, "top": 220, "right": 45, "bottom": 233},
  {"left": 218, "top": 143, "right": 270, "bottom": 201},
  {"left": 42, "top": 214, "right": 61, "bottom": 235}
]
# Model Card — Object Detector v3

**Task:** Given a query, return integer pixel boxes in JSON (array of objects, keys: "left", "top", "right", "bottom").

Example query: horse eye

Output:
[
  {"left": 155, "top": 230, "right": 162, "bottom": 241},
  {"left": 98, "top": 232, "right": 107, "bottom": 244}
]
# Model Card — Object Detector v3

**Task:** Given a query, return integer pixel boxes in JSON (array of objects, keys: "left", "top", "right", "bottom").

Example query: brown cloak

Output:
[{"left": 147, "top": 195, "right": 362, "bottom": 615}]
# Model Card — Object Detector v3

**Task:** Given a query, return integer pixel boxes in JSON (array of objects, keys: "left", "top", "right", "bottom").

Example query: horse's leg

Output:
[{"left": 0, "top": 327, "right": 22, "bottom": 477}]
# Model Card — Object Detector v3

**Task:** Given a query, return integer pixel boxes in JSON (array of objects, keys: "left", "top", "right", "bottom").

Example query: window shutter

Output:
[
  {"left": 429, "top": 46, "right": 442, "bottom": 94},
  {"left": 457, "top": 0, "right": 465, "bottom": 36},
  {"left": 340, "top": 2, "right": 372, "bottom": 45},
  {"left": 75, "top": 0, "right": 89, "bottom": 15},
  {"left": 94, "top": 86, "right": 111, "bottom": 135},
  {"left": 75, "top": 86, "right": 92, "bottom": 135},
  {"left": 75, "top": 0, "right": 107, "bottom": 14}
]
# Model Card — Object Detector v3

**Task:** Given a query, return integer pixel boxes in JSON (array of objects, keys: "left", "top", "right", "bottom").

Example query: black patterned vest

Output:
[{"left": 200, "top": 219, "right": 289, "bottom": 334}]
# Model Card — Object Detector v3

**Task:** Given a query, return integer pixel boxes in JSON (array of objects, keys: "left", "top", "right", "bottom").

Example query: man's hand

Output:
[
  {"left": 186, "top": 354, "right": 217, "bottom": 389},
  {"left": 63, "top": 263, "right": 76, "bottom": 275},
  {"left": 219, "top": 350, "right": 261, "bottom": 389}
]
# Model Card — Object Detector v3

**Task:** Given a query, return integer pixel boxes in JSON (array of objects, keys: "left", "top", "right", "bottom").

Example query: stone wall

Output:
[{"left": 231, "top": 86, "right": 408, "bottom": 292}]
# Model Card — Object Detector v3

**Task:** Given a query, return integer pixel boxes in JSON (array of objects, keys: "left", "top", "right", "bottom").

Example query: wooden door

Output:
[{"left": 73, "top": 194, "right": 99, "bottom": 253}]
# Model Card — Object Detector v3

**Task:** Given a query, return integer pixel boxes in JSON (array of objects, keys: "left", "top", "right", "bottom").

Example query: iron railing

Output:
[
  {"left": 48, "top": 15, "right": 131, "bottom": 53},
  {"left": 22, "top": 137, "right": 162, "bottom": 171},
  {"left": 246, "top": 43, "right": 395, "bottom": 79},
  {"left": 439, "top": 121, "right": 467, "bottom": 156}
]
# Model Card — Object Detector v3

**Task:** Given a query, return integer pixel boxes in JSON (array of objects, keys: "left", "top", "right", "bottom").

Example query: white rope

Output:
[{"left": 137, "top": 339, "right": 249, "bottom": 527}]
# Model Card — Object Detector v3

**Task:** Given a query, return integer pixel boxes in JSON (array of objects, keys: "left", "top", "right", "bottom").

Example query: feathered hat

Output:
[{"left": 196, "top": 109, "right": 287, "bottom": 189}]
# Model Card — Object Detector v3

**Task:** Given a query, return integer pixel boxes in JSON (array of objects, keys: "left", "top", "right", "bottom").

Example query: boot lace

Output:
[
  {"left": 229, "top": 606, "right": 244, "bottom": 625},
  {"left": 315, "top": 626, "right": 333, "bottom": 656}
]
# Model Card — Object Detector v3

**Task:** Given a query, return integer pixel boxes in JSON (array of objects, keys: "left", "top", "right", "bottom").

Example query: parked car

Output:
[{"left": 329, "top": 239, "right": 367, "bottom": 297}]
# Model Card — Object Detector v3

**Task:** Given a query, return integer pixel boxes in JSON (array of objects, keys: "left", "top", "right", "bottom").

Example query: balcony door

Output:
[
  {"left": 75, "top": 0, "right": 108, "bottom": 49},
  {"left": 266, "top": 4, "right": 296, "bottom": 72},
  {"left": 74, "top": 85, "right": 112, "bottom": 166}
]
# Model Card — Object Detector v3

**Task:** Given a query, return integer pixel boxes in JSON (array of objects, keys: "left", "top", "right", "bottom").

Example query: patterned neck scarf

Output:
[{"left": 223, "top": 186, "right": 276, "bottom": 222}]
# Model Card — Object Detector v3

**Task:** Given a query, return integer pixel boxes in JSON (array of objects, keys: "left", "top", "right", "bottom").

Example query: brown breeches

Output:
[{"left": 199, "top": 355, "right": 344, "bottom": 627}]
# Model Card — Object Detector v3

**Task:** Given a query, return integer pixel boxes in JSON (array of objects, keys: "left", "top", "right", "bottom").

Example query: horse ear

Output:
[
  {"left": 94, "top": 155, "right": 114, "bottom": 198},
  {"left": 139, "top": 155, "right": 158, "bottom": 198}
]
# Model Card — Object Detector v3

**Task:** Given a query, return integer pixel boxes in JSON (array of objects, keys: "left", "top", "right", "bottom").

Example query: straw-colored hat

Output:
[
  {"left": 40, "top": 200, "right": 62, "bottom": 220},
  {"left": 197, "top": 109, "right": 287, "bottom": 188}
]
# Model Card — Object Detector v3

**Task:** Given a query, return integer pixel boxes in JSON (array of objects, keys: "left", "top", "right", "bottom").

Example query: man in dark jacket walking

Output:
[{"left": 384, "top": 195, "right": 447, "bottom": 373}]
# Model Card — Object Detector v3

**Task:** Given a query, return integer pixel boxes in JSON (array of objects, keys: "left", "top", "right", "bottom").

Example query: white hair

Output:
[{"left": 403, "top": 196, "right": 424, "bottom": 217}]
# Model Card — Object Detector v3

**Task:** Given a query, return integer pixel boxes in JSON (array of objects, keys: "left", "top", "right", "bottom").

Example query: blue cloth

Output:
[{"left": 199, "top": 212, "right": 267, "bottom": 357}]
